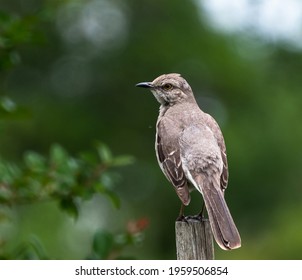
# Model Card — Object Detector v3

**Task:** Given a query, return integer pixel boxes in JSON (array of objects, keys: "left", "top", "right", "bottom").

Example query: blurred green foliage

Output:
[
  {"left": 0, "top": 141, "right": 137, "bottom": 259},
  {"left": 0, "top": 1, "right": 144, "bottom": 260},
  {"left": 0, "top": 0, "right": 302, "bottom": 260},
  {"left": 0, "top": 142, "right": 134, "bottom": 212}
]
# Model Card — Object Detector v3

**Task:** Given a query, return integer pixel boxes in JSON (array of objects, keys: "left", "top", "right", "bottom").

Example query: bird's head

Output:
[{"left": 136, "top": 73, "right": 195, "bottom": 106}]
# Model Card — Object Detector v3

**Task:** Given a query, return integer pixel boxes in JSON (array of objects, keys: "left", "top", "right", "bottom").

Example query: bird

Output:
[{"left": 136, "top": 73, "right": 241, "bottom": 250}]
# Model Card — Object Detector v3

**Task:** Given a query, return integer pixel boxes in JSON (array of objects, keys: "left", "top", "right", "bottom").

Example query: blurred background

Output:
[{"left": 1, "top": 0, "right": 302, "bottom": 260}]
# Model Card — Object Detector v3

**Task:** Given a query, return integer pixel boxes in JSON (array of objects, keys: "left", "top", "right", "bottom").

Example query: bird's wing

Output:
[
  {"left": 204, "top": 114, "right": 228, "bottom": 191},
  {"left": 179, "top": 124, "right": 223, "bottom": 193},
  {"left": 179, "top": 125, "right": 241, "bottom": 250},
  {"left": 156, "top": 122, "right": 190, "bottom": 206}
]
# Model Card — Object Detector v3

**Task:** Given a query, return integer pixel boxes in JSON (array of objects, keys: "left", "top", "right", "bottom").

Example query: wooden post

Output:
[{"left": 175, "top": 218, "right": 214, "bottom": 260}]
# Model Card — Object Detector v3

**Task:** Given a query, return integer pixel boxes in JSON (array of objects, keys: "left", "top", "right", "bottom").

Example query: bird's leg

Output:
[{"left": 176, "top": 203, "right": 187, "bottom": 222}]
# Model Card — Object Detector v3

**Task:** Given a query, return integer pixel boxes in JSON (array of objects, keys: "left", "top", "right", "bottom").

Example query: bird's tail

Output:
[{"left": 196, "top": 175, "right": 241, "bottom": 250}]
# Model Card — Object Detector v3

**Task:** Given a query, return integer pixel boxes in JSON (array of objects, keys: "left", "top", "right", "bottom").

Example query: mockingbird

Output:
[{"left": 136, "top": 73, "right": 241, "bottom": 250}]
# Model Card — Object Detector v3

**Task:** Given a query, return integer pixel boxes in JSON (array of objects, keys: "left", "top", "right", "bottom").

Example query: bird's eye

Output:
[{"left": 162, "top": 83, "right": 173, "bottom": 91}]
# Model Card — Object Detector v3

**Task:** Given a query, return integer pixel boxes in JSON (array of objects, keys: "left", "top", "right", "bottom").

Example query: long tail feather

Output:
[{"left": 196, "top": 176, "right": 241, "bottom": 250}]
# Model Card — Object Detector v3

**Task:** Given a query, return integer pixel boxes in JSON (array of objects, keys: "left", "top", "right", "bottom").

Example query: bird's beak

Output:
[{"left": 135, "top": 82, "right": 153, "bottom": 88}]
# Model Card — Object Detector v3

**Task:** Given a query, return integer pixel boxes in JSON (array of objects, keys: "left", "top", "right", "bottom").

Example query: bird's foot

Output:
[
  {"left": 186, "top": 214, "right": 204, "bottom": 222},
  {"left": 176, "top": 203, "right": 188, "bottom": 223},
  {"left": 176, "top": 215, "right": 188, "bottom": 223}
]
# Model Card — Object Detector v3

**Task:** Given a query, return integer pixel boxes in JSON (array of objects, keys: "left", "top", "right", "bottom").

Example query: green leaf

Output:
[
  {"left": 96, "top": 142, "right": 112, "bottom": 163},
  {"left": 60, "top": 197, "right": 79, "bottom": 219},
  {"left": 104, "top": 190, "right": 121, "bottom": 209},
  {"left": 27, "top": 236, "right": 49, "bottom": 260},
  {"left": 100, "top": 172, "right": 120, "bottom": 190},
  {"left": 50, "top": 144, "right": 68, "bottom": 167},
  {"left": 0, "top": 160, "right": 21, "bottom": 184},
  {"left": 24, "top": 151, "right": 46, "bottom": 172},
  {"left": 13, "top": 235, "right": 48, "bottom": 260},
  {"left": 94, "top": 182, "right": 120, "bottom": 208},
  {"left": 92, "top": 230, "right": 114, "bottom": 259}
]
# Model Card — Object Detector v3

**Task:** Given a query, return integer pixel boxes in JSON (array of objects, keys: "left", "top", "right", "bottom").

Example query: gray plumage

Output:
[{"left": 136, "top": 73, "right": 241, "bottom": 250}]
